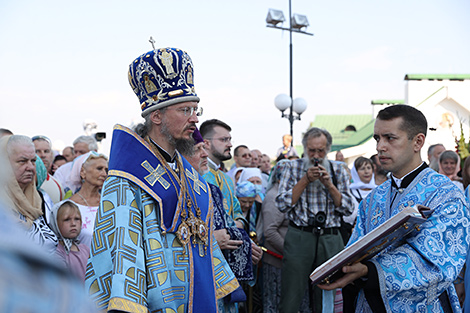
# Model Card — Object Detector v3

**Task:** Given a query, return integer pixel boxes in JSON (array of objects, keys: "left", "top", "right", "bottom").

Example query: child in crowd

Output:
[{"left": 49, "top": 200, "right": 90, "bottom": 282}]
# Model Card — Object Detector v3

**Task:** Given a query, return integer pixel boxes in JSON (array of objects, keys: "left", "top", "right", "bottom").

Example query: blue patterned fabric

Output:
[
  {"left": 236, "top": 181, "right": 256, "bottom": 198},
  {"left": 85, "top": 125, "right": 238, "bottom": 313},
  {"left": 350, "top": 168, "right": 469, "bottom": 312},
  {"left": 204, "top": 167, "right": 244, "bottom": 222},
  {"left": 463, "top": 185, "right": 470, "bottom": 313},
  {"left": 210, "top": 183, "right": 253, "bottom": 282},
  {"left": 35, "top": 155, "right": 47, "bottom": 190}
]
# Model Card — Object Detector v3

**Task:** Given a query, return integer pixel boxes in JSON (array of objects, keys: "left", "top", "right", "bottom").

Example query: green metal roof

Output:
[
  {"left": 371, "top": 99, "right": 405, "bottom": 105},
  {"left": 405, "top": 74, "right": 470, "bottom": 81},
  {"left": 308, "top": 114, "right": 375, "bottom": 151}
]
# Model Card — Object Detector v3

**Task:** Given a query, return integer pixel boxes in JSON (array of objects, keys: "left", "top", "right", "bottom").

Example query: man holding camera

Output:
[{"left": 276, "top": 127, "right": 354, "bottom": 313}]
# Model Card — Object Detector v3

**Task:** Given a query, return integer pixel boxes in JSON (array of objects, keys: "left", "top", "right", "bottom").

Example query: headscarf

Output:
[
  {"left": 65, "top": 151, "right": 107, "bottom": 193},
  {"left": 1, "top": 135, "right": 43, "bottom": 227},
  {"left": 35, "top": 155, "right": 47, "bottom": 190},
  {"left": 238, "top": 168, "right": 262, "bottom": 184},
  {"left": 439, "top": 150, "right": 461, "bottom": 180},
  {"left": 266, "top": 159, "right": 290, "bottom": 191},
  {"left": 349, "top": 161, "right": 377, "bottom": 190},
  {"left": 236, "top": 181, "right": 256, "bottom": 198},
  {"left": 234, "top": 167, "right": 246, "bottom": 183},
  {"left": 49, "top": 199, "right": 81, "bottom": 254}
]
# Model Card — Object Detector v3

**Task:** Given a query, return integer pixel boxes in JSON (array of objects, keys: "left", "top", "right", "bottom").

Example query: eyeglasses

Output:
[
  {"left": 308, "top": 148, "right": 326, "bottom": 154},
  {"left": 171, "top": 106, "right": 203, "bottom": 117},
  {"left": 206, "top": 136, "right": 232, "bottom": 143}
]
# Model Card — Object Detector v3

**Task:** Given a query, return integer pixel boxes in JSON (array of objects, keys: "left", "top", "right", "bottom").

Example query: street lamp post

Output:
[{"left": 266, "top": 0, "right": 313, "bottom": 145}]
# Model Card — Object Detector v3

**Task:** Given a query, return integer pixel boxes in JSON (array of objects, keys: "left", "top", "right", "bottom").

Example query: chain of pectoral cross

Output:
[{"left": 145, "top": 136, "right": 208, "bottom": 250}]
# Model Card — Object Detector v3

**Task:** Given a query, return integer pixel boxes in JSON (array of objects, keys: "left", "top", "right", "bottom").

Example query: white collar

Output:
[
  {"left": 208, "top": 157, "right": 220, "bottom": 170},
  {"left": 391, "top": 162, "right": 424, "bottom": 188}
]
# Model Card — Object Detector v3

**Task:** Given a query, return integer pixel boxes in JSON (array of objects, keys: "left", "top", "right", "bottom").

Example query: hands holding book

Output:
[
  {"left": 310, "top": 205, "right": 431, "bottom": 287},
  {"left": 317, "top": 262, "right": 368, "bottom": 290}
]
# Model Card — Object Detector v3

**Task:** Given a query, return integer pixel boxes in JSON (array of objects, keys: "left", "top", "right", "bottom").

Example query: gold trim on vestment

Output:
[
  {"left": 108, "top": 169, "right": 164, "bottom": 218},
  {"left": 107, "top": 297, "right": 148, "bottom": 313},
  {"left": 215, "top": 278, "right": 240, "bottom": 300}
]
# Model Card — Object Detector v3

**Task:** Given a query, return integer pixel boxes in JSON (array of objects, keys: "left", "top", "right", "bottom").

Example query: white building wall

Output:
[{"left": 337, "top": 77, "right": 470, "bottom": 165}]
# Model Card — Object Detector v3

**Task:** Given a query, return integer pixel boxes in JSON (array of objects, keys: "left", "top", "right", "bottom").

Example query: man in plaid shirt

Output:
[{"left": 276, "top": 127, "right": 354, "bottom": 313}]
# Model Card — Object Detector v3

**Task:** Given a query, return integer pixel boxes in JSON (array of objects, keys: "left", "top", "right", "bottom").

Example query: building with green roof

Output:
[
  {"left": 308, "top": 114, "right": 375, "bottom": 152},
  {"left": 300, "top": 74, "right": 470, "bottom": 165}
]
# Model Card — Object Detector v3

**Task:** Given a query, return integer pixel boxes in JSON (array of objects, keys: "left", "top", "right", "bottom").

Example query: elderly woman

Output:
[
  {"left": 258, "top": 160, "right": 307, "bottom": 313},
  {"left": 67, "top": 151, "right": 108, "bottom": 247},
  {"left": 439, "top": 150, "right": 464, "bottom": 191},
  {"left": 237, "top": 168, "right": 265, "bottom": 235},
  {"left": 1, "top": 135, "right": 58, "bottom": 255}
]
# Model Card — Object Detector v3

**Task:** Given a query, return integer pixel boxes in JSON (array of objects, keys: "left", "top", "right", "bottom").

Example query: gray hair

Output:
[
  {"left": 134, "top": 108, "right": 167, "bottom": 138},
  {"left": 73, "top": 135, "right": 98, "bottom": 151},
  {"left": 6, "top": 135, "right": 34, "bottom": 156},
  {"left": 439, "top": 150, "right": 459, "bottom": 164},
  {"left": 428, "top": 143, "right": 444, "bottom": 157},
  {"left": 134, "top": 115, "right": 153, "bottom": 138},
  {"left": 302, "top": 127, "right": 332, "bottom": 153}
]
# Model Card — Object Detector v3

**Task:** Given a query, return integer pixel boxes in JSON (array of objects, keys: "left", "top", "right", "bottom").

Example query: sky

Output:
[{"left": 1, "top": 0, "right": 469, "bottom": 158}]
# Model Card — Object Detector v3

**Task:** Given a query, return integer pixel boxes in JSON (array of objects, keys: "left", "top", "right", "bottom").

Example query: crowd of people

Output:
[{"left": 1, "top": 45, "right": 470, "bottom": 313}]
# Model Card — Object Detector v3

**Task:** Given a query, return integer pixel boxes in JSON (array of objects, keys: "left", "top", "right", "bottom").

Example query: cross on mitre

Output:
[
  {"left": 149, "top": 36, "right": 156, "bottom": 50},
  {"left": 142, "top": 160, "right": 170, "bottom": 189}
]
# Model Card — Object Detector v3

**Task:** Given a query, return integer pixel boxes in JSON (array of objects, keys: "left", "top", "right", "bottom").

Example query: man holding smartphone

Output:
[{"left": 276, "top": 127, "right": 354, "bottom": 313}]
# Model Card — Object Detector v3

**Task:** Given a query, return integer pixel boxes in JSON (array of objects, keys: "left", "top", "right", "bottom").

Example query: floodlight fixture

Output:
[
  {"left": 266, "top": 9, "right": 286, "bottom": 26},
  {"left": 266, "top": 1, "right": 313, "bottom": 143},
  {"left": 292, "top": 13, "right": 309, "bottom": 30}
]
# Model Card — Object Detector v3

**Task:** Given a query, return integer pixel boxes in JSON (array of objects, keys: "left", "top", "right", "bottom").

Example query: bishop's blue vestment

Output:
[{"left": 85, "top": 125, "right": 238, "bottom": 313}]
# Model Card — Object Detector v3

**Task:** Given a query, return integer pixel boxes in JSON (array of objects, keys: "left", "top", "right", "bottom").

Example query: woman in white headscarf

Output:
[
  {"left": 439, "top": 150, "right": 464, "bottom": 191},
  {"left": 67, "top": 151, "right": 108, "bottom": 247},
  {"left": 343, "top": 157, "right": 377, "bottom": 230}
]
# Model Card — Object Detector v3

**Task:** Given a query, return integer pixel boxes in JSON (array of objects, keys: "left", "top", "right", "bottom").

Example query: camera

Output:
[
  {"left": 314, "top": 211, "right": 326, "bottom": 228},
  {"left": 308, "top": 211, "right": 327, "bottom": 229},
  {"left": 94, "top": 132, "right": 106, "bottom": 142},
  {"left": 313, "top": 158, "right": 319, "bottom": 167}
]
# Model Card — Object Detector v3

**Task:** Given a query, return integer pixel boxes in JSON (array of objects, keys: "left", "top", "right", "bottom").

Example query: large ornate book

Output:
[{"left": 309, "top": 205, "right": 432, "bottom": 285}]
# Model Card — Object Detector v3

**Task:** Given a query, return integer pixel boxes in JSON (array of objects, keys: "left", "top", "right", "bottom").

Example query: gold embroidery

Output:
[
  {"left": 185, "top": 167, "right": 207, "bottom": 195},
  {"left": 168, "top": 89, "right": 183, "bottom": 97},
  {"left": 142, "top": 160, "right": 170, "bottom": 189}
]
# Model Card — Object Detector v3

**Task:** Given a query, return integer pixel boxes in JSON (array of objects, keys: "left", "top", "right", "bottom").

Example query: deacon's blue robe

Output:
[
  {"left": 85, "top": 125, "right": 238, "bottom": 313},
  {"left": 463, "top": 185, "right": 470, "bottom": 313},
  {"left": 204, "top": 167, "right": 244, "bottom": 223},
  {"left": 349, "top": 167, "right": 469, "bottom": 313}
]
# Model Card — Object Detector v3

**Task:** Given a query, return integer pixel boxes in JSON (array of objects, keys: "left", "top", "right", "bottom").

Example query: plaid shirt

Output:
[{"left": 276, "top": 158, "right": 353, "bottom": 228}]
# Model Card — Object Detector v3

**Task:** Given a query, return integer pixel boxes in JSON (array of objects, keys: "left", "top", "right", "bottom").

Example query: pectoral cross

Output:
[
  {"left": 186, "top": 167, "right": 207, "bottom": 195},
  {"left": 371, "top": 207, "right": 384, "bottom": 226},
  {"left": 149, "top": 36, "right": 156, "bottom": 50},
  {"left": 142, "top": 160, "right": 170, "bottom": 189}
]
